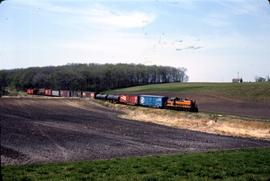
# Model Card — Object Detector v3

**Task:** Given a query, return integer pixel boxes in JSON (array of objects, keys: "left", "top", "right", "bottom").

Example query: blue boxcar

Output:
[{"left": 139, "top": 95, "right": 168, "bottom": 108}]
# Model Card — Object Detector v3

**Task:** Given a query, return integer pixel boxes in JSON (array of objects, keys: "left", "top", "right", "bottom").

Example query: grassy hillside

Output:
[
  {"left": 95, "top": 100, "right": 270, "bottom": 140},
  {"left": 109, "top": 82, "right": 270, "bottom": 102},
  {"left": 2, "top": 148, "right": 270, "bottom": 181}
]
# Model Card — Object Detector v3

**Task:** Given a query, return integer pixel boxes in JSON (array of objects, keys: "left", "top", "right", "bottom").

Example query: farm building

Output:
[{"left": 232, "top": 78, "right": 243, "bottom": 83}]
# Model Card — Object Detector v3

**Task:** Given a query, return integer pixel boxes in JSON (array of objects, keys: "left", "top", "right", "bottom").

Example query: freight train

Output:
[{"left": 26, "top": 88, "right": 198, "bottom": 112}]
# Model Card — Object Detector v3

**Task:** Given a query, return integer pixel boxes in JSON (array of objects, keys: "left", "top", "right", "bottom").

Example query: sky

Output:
[{"left": 0, "top": 0, "right": 269, "bottom": 82}]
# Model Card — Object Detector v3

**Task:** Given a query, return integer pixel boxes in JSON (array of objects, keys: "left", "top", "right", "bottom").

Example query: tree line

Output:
[{"left": 0, "top": 63, "right": 188, "bottom": 92}]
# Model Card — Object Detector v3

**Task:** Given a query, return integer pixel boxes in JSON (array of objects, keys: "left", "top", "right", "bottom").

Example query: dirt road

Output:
[{"left": 1, "top": 98, "right": 269, "bottom": 165}]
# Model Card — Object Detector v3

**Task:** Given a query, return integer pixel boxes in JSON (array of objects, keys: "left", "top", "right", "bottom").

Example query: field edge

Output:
[{"left": 2, "top": 147, "right": 270, "bottom": 181}]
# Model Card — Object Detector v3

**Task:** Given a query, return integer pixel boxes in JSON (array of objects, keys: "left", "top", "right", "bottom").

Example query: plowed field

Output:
[{"left": 1, "top": 98, "right": 269, "bottom": 165}]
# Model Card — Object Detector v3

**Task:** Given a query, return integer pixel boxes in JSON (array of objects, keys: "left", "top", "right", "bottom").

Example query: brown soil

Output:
[
  {"left": 1, "top": 98, "right": 270, "bottom": 166},
  {"left": 189, "top": 93, "right": 270, "bottom": 120}
]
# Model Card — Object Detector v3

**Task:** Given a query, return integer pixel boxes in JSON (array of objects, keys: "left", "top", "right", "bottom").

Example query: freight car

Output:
[
  {"left": 25, "top": 88, "right": 199, "bottom": 112},
  {"left": 107, "top": 95, "right": 120, "bottom": 103},
  {"left": 27, "top": 89, "right": 35, "bottom": 95},
  {"left": 82, "top": 91, "right": 91, "bottom": 98},
  {"left": 166, "top": 97, "right": 198, "bottom": 112},
  {"left": 139, "top": 95, "right": 168, "bottom": 108},
  {"left": 44, "top": 89, "right": 52, "bottom": 96},
  {"left": 90, "top": 92, "right": 97, "bottom": 99},
  {"left": 95, "top": 94, "right": 108, "bottom": 100},
  {"left": 70, "top": 91, "right": 82, "bottom": 97},
  {"left": 52, "top": 90, "right": 60, "bottom": 97},
  {"left": 119, "top": 95, "right": 138, "bottom": 105},
  {"left": 82, "top": 91, "right": 97, "bottom": 99},
  {"left": 60, "top": 90, "right": 70, "bottom": 97},
  {"left": 37, "top": 88, "right": 45, "bottom": 95}
]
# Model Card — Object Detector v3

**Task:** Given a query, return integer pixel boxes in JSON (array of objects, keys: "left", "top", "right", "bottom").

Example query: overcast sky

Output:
[{"left": 0, "top": 0, "right": 269, "bottom": 82}]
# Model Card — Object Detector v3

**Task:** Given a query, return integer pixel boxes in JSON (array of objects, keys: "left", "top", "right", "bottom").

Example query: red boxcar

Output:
[
  {"left": 119, "top": 95, "right": 139, "bottom": 105},
  {"left": 90, "top": 92, "right": 97, "bottom": 99},
  {"left": 26, "top": 89, "right": 34, "bottom": 95},
  {"left": 82, "top": 91, "right": 92, "bottom": 98},
  {"left": 44, "top": 89, "right": 52, "bottom": 96},
  {"left": 60, "top": 90, "right": 70, "bottom": 97}
]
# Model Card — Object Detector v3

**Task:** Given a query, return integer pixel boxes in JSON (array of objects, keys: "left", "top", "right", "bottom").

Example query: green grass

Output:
[
  {"left": 2, "top": 148, "right": 270, "bottom": 181},
  {"left": 109, "top": 82, "right": 270, "bottom": 102}
]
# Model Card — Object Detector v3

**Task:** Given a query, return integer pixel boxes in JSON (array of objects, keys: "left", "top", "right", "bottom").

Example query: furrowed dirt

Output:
[{"left": 1, "top": 98, "right": 270, "bottom": 166}]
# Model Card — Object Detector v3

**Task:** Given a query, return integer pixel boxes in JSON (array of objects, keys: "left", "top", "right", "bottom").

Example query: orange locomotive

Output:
[{"left": 165, "top": 97, "right": 198, "bottom": 112}]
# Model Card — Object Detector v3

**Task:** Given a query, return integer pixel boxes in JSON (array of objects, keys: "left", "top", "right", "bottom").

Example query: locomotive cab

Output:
[{"left": 165, "top": 97, "right": 198, "bottom": 112}]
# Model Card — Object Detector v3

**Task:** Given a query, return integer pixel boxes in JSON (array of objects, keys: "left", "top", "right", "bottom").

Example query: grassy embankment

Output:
[
  {"left": 104, "top": 82, "right": 270, "bottom": 140},
  {"left": 109, "top": 82, "right": 270, "bottom": 102},
  {"left": 93, "top": 99, "right": 270, "bottom": 140},
  {"left": 2, "top": 148, "right": 270, "bottom": 181}
]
